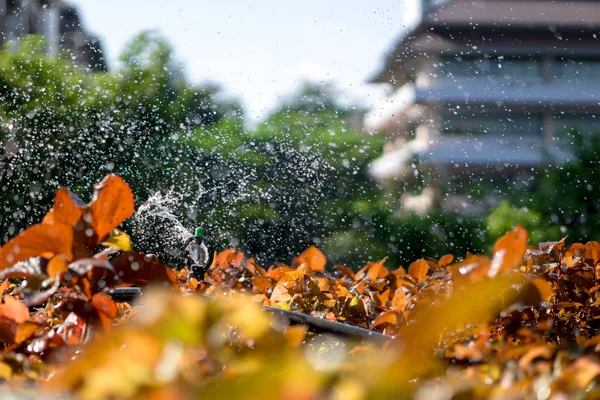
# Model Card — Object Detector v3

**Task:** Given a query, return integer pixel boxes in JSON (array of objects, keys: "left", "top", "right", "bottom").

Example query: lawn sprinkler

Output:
[{"left": 182, "top": 227, "right": 214, "bottom": 280}]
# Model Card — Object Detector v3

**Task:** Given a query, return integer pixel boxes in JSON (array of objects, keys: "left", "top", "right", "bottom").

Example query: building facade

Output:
[
  {"left": 0, "top": 0, "right": 105, "bottom": 71},
  {"left": 366, "top": 0, "right": 600, "bottom": 213}
]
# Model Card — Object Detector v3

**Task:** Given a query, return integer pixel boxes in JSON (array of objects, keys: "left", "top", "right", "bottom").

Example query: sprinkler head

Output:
[{"left": 194, "top": 227, "right": 204, "bottom": 238}]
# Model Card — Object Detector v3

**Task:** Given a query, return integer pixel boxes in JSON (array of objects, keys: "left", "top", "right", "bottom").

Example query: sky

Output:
[{"left": 69, "top": 0, "right": 420, "bottom": 121}]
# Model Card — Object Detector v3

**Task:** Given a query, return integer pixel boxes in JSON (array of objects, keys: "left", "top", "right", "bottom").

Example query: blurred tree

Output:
[
  {"left": 0, "top": 35, "right": 492, "bottom": 270},
  {"left": 0, "top": 33, "right": 234, "bottom": 242},
  {"left": 485, "top": 128, "right": 600, "bottom": 244}
]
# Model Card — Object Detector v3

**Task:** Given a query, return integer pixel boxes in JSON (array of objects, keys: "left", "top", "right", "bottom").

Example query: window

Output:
[
  {"left": 442, "top": 113, "right": 542, "bottom": 136},
  {"left": 555, "top": 113, "right": 600, "bottom": 134},
  {"left": 553, "top": 58, "right": 600, "bottom": 80},
  {"left": 438, "top": 56, "right": 541, "bottom": 79}
]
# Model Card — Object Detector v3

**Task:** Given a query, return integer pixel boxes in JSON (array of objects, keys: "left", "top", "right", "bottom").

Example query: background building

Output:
[
  {"left": 366, "top": 0, "right": 600, "bottom": 214},
  {"left": 0, "top": 0, "right": 105, "bottom": 71}
]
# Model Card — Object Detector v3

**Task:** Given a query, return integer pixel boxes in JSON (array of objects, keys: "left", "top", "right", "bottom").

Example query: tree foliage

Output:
[
  {"left": 0, "top": 33, "right": 238, "bottom": 244},
  {"left": 486, "top": 128, "right": 600, "bottom": 244}
]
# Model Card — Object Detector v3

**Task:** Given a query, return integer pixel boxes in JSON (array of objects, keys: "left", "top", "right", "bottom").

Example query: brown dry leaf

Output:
[
  {"left": 295, "top": 246, "right": 327, "bottom": 273},
  {"left": 488, "top": 225, "right": 528, "bottom": 278},
  {"left": 270, "top": 270, "right": 304, "bottom": 303},
  {"left": 88, "top": 174, "right": 135, "bottom": 243},
  {"left": 408, "top": 259, "right": 429, "bottom": 282},
  {"left": 391, "top": 289, "right": 408, "bottom": 312},
  {"left": 538, "top": 238, "right": 566, "bottom": 255},
  {"left": 110, "top": 252, "right": 177, "bottom": 287},
  {"left": 0, "top": 223, "right": 74, "bottom": 270},
  {"left": 188, "top": 277, "right": 200, "bottom": 292}
]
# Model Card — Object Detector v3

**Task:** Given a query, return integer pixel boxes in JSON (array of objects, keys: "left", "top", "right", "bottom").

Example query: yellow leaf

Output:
[{"left": 101, "top": 229, "right": 132, "bottom": 252}]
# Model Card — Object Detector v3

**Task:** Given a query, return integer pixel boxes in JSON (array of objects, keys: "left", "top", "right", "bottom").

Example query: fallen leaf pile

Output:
[{"left": 1, "top": 174, "right": 600, "bottom": 399}]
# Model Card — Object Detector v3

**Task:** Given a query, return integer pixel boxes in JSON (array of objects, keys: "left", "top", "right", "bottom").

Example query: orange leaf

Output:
[
  {"left": 91, "top": 293, "right": 118, "bottom": 319},
  {"left": 283, "top": 325, "right": 308, "bottom": 347},
  {"left": 0, "top": 296, "right": 29, "bottom": 324},
  {"left": 518, "top": 345, "right": 554, "bottom": 371},
  {"left": 0, "top": 223, "right": 74, "bottom": 270},
  {"left": 371, "top": 310, "right": 398, "bottom": 328},
  {"left": 586, "top": 241, "right": 600, "bottom": 264},
  {"left": 438, "top": 254, "right": 454, "bottom": 268},
  {"left": 489, "top": 225, "right": 528, "bottom": 277},
  {"left": 367, "top": 258, "right": 389, "bottom": 281},
  {"left": 391, "top": 288, "right": 408, "bottom": 312},
  {"left": 447, "top": 254, "right": 491, "bottom": 283},
  {"left": 375, "top": 288, "right": 391, "bottom": 306},
  {"left": 88, "top": 175, "right": 135, "bottom": 242},
  {"left": 267, "top": 266, "right": 294, "bottom": 280},
  {"left": 530, "top": 278, "right": 554, "bottom": 302},
  {"left": 521, "top": 278, "right": 554, "bottom": 305},
  {"left": 564, "top": 243, "right": 586, "bottom": 259},
  {"left": 335, "top": 264, "right": 355, "bottom": 280},
  {"left": 295, "top": 246, "right": 327, "bottom": 273},
  {"left": 15, "top": 321, "right": 44, "bottom": 345},
  {"left": 450, "top": 344, "right": 484, "bottom": 362},
  {"left": 216, "top": 249, "right": 244, "bottom": 269},
  {"left": 47, "top": 255, "right": 69, "bottom": 279},
  {"left": 246, "top": 258, "right": 268, "bottom": 276},
  {"left": 349, "top": 345, "right": 375, "bottom": 356},
  {"left": 316, "top": 277, "right": 333, "bottom": 293},
  {"left": 270, "top": 270, "right": 304, "bottom": 303},
  {"left": 42, "top": 187, "right": 85, "bottom": 227},
  {"left": 91, "top": 293, "right": 118, "bottom": 331},
  {"left": 296, "top": 263, "right": 316, "bottom": 278},
  {"left": 408, "top": 259, "right": 428, "bottom": 282},
  {"left": 252, "top": 275, "right": 273, "bottom": 294}
]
